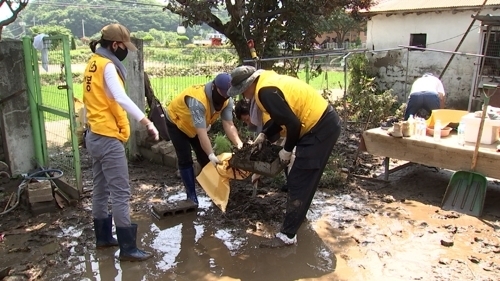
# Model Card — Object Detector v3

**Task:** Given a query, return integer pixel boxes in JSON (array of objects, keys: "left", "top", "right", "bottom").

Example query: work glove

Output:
[
  {"left": 208, "top": 153, "right": 222, "bottom": 166},
  {"left": 237, "top": 142, "right": 244, "bottom": 149},
  {"left": 251, "top": 173, "right": 261, "bottom": 185},
  {"left": 279, "top": 149, "right": 292, "bottom": 165},
  {"left": 206, "top": 124, "right": 211, "bottom": 132},
  {"left": 146, "top": 122, "right": 159, "bottom": 141}
]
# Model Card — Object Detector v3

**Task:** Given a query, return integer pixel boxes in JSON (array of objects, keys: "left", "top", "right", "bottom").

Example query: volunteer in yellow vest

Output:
[
  {"left": 227, "top": 65, "right": 342, "bottom": 248},
  {"left": 83, "top": 23, "right": 158, "bottom": 262},
  {"left": 165, "top": 73, "right": 244, "bottom": 205}
]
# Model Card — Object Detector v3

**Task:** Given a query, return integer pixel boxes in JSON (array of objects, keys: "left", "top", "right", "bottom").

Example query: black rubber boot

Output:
[
  {"left": 94, "top": 215, "right": 119, "bottom": 248},
  {"left": 116, "top": 224, "right": 152, "bottom": 262},
  {"left": 179, "top": 166, "right": 198, "bottom": 205}
]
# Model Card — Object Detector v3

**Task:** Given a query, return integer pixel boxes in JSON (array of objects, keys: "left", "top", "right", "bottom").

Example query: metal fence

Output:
[
  {"left": 23, "top": 35, "right": 82, "bottom": 194},
  {"left": 142, "top": 47, "right": 239, "bottom": 104}
]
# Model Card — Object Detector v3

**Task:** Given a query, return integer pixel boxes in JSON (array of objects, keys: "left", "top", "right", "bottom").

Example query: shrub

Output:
[{"left": 213, "top": 133, "right": 232, "bottom": 155}]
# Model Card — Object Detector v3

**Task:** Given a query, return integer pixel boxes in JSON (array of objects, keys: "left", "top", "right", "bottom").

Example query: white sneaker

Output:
[{"left": 276, "top": 232, "right": 297, "bottom": 245}]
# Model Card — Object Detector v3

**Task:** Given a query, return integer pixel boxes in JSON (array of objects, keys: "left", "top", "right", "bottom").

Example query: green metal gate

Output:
[{"left": 22, "top": 35, "right": 82, "bottom": 195}]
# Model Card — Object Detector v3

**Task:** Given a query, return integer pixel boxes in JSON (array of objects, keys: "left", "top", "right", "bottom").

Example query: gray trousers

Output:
[{"left": 86, "top": 131, "right": 131, "bottom": 227}]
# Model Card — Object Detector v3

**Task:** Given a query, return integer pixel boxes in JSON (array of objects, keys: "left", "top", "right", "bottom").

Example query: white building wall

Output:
[{"left": 364, "top": 8, "right": 494, "bottom": 109}]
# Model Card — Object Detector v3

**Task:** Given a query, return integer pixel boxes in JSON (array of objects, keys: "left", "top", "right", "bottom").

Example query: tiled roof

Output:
[{"left": 364, "top": 0, "right": 500, "bottom": 13}]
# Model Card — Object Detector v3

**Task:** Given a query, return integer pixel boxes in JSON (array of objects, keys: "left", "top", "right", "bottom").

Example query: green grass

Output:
[{"left": 40, "top": 70, "right": 346, "bottom": 112}]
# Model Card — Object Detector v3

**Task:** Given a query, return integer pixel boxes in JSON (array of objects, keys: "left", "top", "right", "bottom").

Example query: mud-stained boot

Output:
[
  {"left": 94, "top": 215, "right": 119, "bottom": 248},
  {"left": 116, "top": 224, "right": 152, "bottom": 262},
  {"left": 179, "top": 166, "right": 198, "bottom": 205},
  {"left": 259, "top": 232, "right": 297, "bottom": 248}
]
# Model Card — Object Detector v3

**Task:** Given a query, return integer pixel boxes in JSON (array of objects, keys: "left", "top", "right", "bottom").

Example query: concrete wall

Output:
[
  {"left": 364, "top": 8, "right": 492, "bottom": 109},
  {"left": 0, "top": 39, "right": 36, "bottom": 175},
  {"left": 125, "top": 38, "right": 147, "bottom": 160},
  {"left": 366, "top": 49, "right": 476, "bottom": 109}
]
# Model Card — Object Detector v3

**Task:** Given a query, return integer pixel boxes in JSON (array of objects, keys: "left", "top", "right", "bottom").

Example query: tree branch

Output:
[{"left": 0, "top": 0, "right": 29, "bottom": 28}]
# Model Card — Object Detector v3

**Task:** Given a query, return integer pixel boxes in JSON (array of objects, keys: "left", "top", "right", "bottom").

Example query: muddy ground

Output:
[{"left": 0, "top": 126, "right": 500, "bottom": 281}]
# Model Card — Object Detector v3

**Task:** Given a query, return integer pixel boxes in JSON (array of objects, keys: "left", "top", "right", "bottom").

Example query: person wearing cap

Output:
[
  {"left": 83, "top": 23, "right": 158, "bottom": 262},
  {"left": 227, "top": 65, "right": 342, "bottom": 248},
  {"left": 165, "top": 73, "right": 244, "bottom": 205},
  {"left": 404, "top": 72, "right": 446, "bottom": 120}
]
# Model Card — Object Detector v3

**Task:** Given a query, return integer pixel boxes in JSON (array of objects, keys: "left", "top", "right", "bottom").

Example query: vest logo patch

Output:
[{"left": 89, "top": 61, "right": 97, "bottom": 73}]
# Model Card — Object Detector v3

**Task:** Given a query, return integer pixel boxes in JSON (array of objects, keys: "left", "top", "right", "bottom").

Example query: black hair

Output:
[
  {"left": 234, "top": 98, "right": 251, "bottom": 120},
  {"left": 89, "top": 37, "right": 114, "bottom": 53}
]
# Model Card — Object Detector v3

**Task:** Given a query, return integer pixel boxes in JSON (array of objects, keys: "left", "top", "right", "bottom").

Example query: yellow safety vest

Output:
[
  {"left": 167, "top": 84, "right": 229, "bottom": 138},
  {"left": 83, "top": 54, "right": 130, "bottom": 142},
  {"left": 254, "top": 70, "right": 328, "bottom": 138}
]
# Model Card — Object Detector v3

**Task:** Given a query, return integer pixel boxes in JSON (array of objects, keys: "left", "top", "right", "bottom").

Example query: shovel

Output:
[{"left": 441, "top": 85, "right": 497, "bottom": 217}]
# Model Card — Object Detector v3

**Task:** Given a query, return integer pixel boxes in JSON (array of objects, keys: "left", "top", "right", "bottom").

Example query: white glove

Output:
[
  {"left": 237, "top": 142, "right": 243, "bottom": 149},
  {"left": 279, "top": 149, "right": 292, "bottom": 165},
  {"left": 206, "top": 124, "right": 211, "bottom": 132},
  {"left": 208, "top": 153, "right": 222, "bottom": 166},
  {"left": 146, "top": 123, "right": 159, "bottom": 141},
  {"left": 251, "top": 173, "right": 261, "bottom": 185}
]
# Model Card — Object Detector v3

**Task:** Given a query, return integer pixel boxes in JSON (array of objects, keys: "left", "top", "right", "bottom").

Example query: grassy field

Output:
[{"left": 41, "top": 70, "right": 345, "bottom": 111}]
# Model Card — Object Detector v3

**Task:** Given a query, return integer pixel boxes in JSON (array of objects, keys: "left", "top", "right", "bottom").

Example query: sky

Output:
[{"left": 1, "top": 4, "right": 12, "bottom": 21}]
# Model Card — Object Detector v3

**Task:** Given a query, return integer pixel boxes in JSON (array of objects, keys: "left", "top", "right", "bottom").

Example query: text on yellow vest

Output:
[
  {"left": 167, "top": 84, "right": 229, "bottom": 138},
  {"left": 254, "top": 70, "right": 328, "bottom": 138},
  {"left": 83, "top": 54, "right": 130, "bottom": 142}
]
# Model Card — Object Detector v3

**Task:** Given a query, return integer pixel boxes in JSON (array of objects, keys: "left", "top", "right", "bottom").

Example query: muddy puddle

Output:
[
  {"left": 59, "top": 191, "right": 337, "bottom": 281},
  {"left": 2, "top": 161, "right": 500, "bottom": 281}
]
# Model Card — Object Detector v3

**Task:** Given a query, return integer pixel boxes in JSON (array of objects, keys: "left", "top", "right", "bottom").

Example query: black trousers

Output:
[
  {"left": 404, "top": 91, "right": 440, "bottom": 120},
  {"left": 281, "top": 106, "right": 342, "bottom": 236},
  {"left": 165, "top": 119, "right": 210, "bottom": 170}
]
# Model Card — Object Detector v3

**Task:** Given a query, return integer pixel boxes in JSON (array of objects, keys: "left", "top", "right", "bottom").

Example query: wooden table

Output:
[{"left": 362, "top": 128, "right": 500, "bottom": 180}]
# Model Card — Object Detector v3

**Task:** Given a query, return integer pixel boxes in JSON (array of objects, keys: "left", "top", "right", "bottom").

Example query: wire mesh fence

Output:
[{"left": 143, "top": 47, "right": 239, "bottom": 104}]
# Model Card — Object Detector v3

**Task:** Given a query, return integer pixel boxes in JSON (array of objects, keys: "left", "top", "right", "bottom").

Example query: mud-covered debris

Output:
[
  {"left": 440, "top": 237, "right": 454, "bottom": 247},
  {"left": 468, "top": 256, "right": 481, "bottom": 264},
  {"left": 438, "top": 258, "right": 451, "bottom": 265},
  {"left": 0, "top": 267, "right": 11, "bottom": 279},
  {"left": 382, "top": 195, "right": 396, "bottom": 203},
  {"left": 474, "top": 237, "right": 483, "bottom": 243},
  {"left": 233, "top": 142, "right": 281, "bottom": 163}
]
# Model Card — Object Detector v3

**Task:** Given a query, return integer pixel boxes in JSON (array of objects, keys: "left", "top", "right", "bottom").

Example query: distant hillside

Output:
[{"left": 6, "top": 0, "right": 228, "bottom": 39}]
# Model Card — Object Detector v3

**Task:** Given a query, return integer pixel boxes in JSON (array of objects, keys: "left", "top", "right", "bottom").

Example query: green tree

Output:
[
  {"left": 162, "top": 0, "right": 373, "bottom": 67},
  {"left": 143, "top": 34, "right": 154, "bottom": 45},
  {"left": 30, "top": 25, "right": 72, "bottom": 37},
  {"left": 0, "top": 0, "right": 29, "bottom": 40},
  {"left": 316, "top": 8, "right": 366, "bottom": 43}
]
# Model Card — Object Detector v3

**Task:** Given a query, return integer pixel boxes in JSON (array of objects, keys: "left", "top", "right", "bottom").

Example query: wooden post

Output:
[{"left": 125, "top": 38, "right": 146, "bottom": 160}]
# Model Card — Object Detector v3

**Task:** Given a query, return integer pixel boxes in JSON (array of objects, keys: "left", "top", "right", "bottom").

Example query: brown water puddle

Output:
[{"left": 68, "top": 195, "right": 337, "bottom": 281}]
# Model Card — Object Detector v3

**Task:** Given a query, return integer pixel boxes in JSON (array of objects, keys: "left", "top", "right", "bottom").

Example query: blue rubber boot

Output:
[
  {"left": 179, "top": 166, "right": 198, "bottom": 205},
  {"left": 94, "top": 214, "right": 119, "bottom": 248},
  {"left": 116, "top": 224, "right": 152, "bottom": 262}
]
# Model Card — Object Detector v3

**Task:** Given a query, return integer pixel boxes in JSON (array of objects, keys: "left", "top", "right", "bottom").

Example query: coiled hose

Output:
[{"left": 0, "top": 169, "right": 63, "bottom": 215}]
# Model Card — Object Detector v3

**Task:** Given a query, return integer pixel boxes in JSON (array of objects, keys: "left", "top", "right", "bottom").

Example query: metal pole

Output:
[
  {"left": 404, "top": 48, "right": 410, "bottom": 103},
  {"left": 342, "top": 52, "right": 350, "bottom": 131},
  {"left": 474, "top": 25, "right": 492, "bottom": 110},
  {"left": 62, "top": 36, "right": 82, "bottom": 194},
  {"left": 242, "top": 47, "right": 405, "bottom": 64},
  {"left": 397, "top": 45, "right": 497, "bottom": 59},
  {"left": 22, "top": 37, "right": 45, "bottom": 166},
  {"left": 439, "top": 0, "right": 488, "bottom": 80}
]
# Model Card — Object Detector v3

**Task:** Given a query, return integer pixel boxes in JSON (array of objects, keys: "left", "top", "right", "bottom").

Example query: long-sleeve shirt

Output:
[
  {"left": 103, "top": 63, "right": 145, "bottom": 122},
  {"left": 258, "top": 86, "right": 301, "bottom": 152}
]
